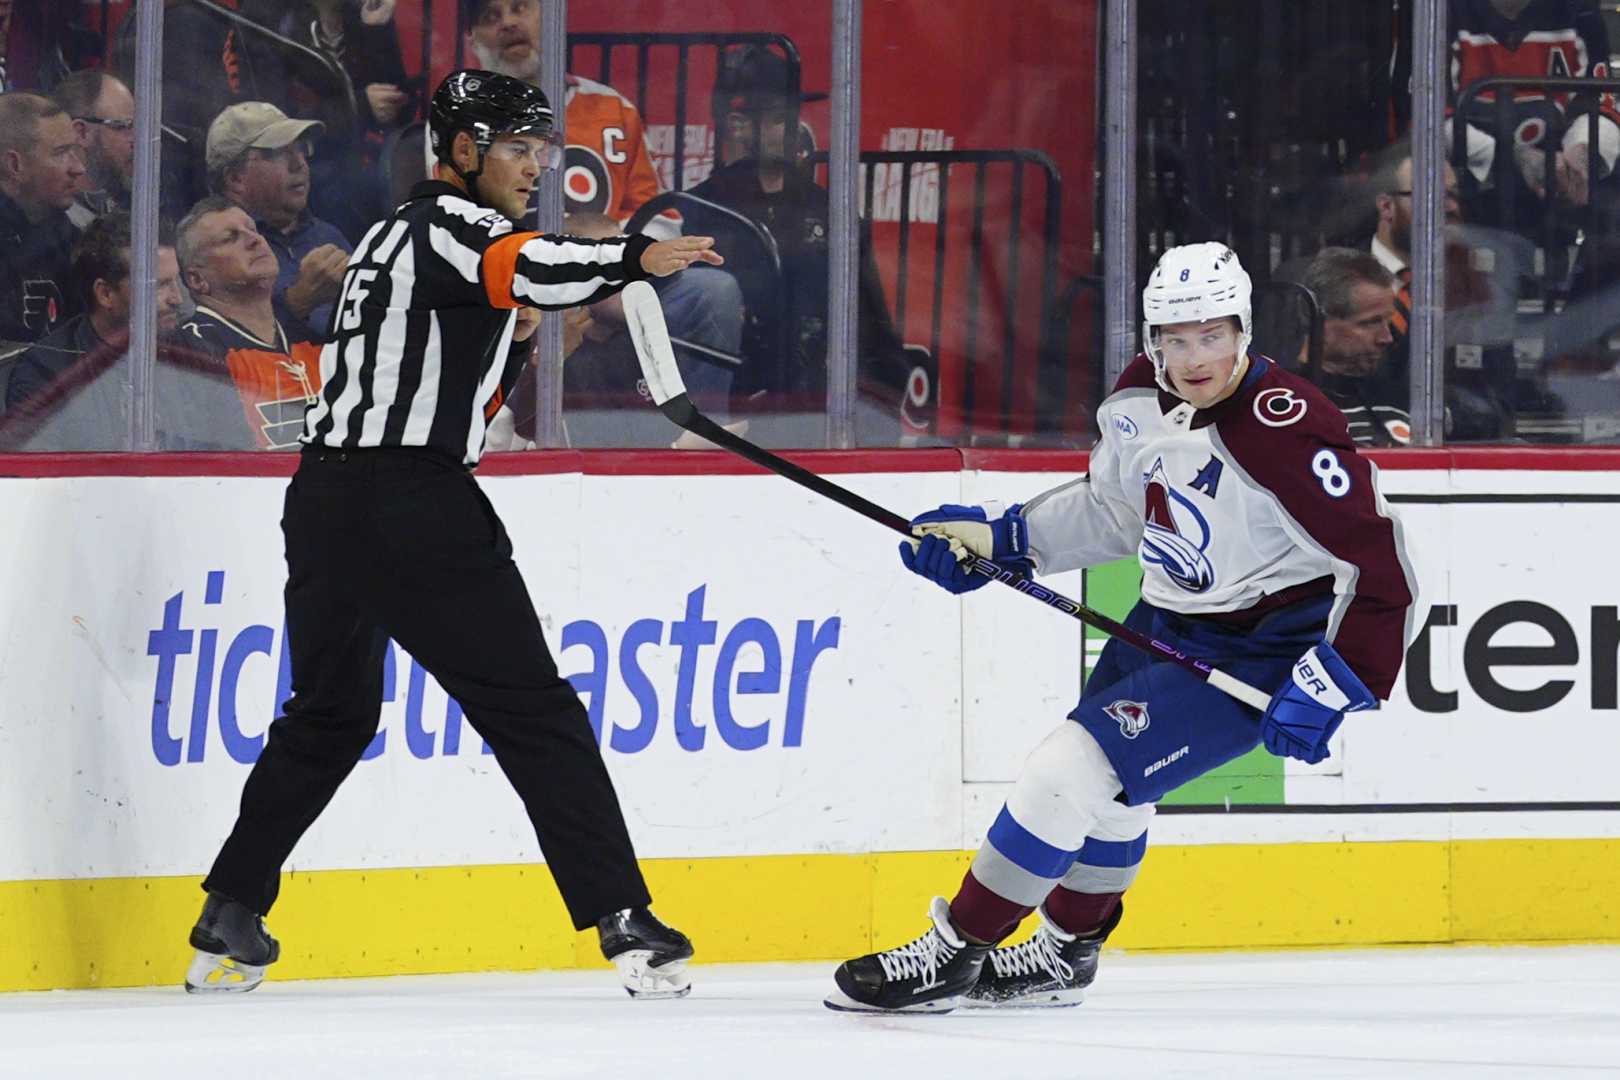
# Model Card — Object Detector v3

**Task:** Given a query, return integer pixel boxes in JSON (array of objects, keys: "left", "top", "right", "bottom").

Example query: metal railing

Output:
[
  {"left": 1450, "top": 75, "right": 1620, "bottom": 301},
  {"left": 186, "top": 0, "right": 360, "bottom": 133},
  {"left": 565, "top": 32, "right": 803, "bottom": 193},
  {"left": 810, "top": 148, "right": 1066, "bottom": 439}
]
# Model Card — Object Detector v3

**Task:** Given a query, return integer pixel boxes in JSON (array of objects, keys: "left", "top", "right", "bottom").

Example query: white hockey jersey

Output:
[{"left": 1018, "top": 354, "right": 1417, "bottom": 699}]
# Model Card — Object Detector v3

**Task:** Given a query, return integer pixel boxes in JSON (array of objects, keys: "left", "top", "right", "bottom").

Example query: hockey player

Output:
[
  {"left": 825, "top": 242, "right": 1417, "bottom": 1013},
  {"left": 184, "top": 71, "right": 722, "bottom": 999}
]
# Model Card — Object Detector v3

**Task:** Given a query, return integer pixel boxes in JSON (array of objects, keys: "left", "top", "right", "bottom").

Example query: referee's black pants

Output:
[{"left": 203, "top": 448, "right": 652, "bottom": 930}]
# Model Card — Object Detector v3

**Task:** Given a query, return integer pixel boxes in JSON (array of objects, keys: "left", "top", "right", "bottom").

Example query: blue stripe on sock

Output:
[
  {"left": 1075, "top": 831, "right": 1148, "bottom": 869},
  {"left": 985, "top": 806, "right": 1081, "bottom": 879}
]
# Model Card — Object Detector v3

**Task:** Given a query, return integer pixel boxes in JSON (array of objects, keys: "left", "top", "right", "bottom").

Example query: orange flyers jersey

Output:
[
  {"left": 562, "top": 74, "right": 675, "bottom": 230},
  {"left": 178, "top": 304, "right": 323, "bottom": 450}
]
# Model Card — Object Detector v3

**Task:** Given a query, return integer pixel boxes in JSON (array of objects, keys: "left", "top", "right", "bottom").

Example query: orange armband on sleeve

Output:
[{"left": 481, "top": 231, "right": 542, "bottom": 308}]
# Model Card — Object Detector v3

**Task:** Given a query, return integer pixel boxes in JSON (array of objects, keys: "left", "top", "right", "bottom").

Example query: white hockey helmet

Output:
[{"left": 1142, "top": 242, "right": 1253, "bottom": 397}]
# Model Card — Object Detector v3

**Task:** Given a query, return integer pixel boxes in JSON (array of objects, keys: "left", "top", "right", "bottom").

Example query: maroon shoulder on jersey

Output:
[
  {"left": 1213, "top": 361, "right": 1414, "bottom": 699},
  {"left": 1112, "top": 354, "right": 1158, "bottom": 394}
]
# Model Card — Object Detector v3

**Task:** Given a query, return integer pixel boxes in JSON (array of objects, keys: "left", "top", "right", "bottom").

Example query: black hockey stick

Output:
[{"left": 621, "top": 281, "right": 1272, "bottom": 711}]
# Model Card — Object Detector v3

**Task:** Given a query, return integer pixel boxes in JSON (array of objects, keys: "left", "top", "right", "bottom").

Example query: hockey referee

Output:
[{"left": 183, "top": 71, "right": 722, "bottom": 999}]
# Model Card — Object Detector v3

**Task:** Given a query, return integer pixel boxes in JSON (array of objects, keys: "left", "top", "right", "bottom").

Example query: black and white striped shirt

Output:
[{"left": 301, "top": 180, "right": 653, "bottom": 465}]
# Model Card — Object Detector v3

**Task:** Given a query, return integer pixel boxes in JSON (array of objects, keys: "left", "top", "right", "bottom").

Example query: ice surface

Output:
[{"left": 2, "top": 946, "right": 1618, "bottom": 1079}]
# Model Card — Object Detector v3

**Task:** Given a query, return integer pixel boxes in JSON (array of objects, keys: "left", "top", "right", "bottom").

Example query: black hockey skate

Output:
[
  {"left": 824, "top": 897, "right": 991, "bottom": 1014},
  {"left": 184, "top": 892, "right": 280, "bottom": 994},
  {"left": 597, "top": 907, "right": 693, "bottom": 999},
  {"left": 964, "top": 900, "right": 1123, "bottom": 1008}
]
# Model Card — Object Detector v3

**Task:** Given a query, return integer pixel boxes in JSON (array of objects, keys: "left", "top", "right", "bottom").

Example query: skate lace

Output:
[
  {"left": 988, "top": 927, "right": 1074, "bottom": 982},
  {"left": 874, "top": 928, "right": 955, "bottom": 989}
]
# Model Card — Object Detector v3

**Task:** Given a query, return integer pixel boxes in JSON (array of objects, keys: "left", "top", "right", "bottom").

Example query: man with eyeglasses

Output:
[
  {"left": 1368, "top": 139, "right": 1516, "bottom": 442},
  {"left": 52, "top": 70, "right": 136, "bottom": 230},
  {"left": 0, "top": 90, "right": 84, "bottom": 353},
  {"left": 206, "top": 101, "right": 352, "bottom": 340}
]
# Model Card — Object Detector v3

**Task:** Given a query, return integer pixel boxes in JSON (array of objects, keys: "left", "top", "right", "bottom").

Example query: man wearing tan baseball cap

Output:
[
  {"left": 205, "top": 101, "right": 324, "bottom": 177},
  {"left": 204, "top": 101, "right": 350, "bottom": 339}
]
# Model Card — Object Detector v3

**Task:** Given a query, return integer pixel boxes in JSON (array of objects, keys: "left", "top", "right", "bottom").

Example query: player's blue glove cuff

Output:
[
  {"left": 898, "top": 503, "right": 1033, "bottom": 595},
  {"left": 1260, "top": 641, "right": 1377, "bottom": 765},
  {"left": 908, "top": 503, "right": 1032, "bottom": 567}
]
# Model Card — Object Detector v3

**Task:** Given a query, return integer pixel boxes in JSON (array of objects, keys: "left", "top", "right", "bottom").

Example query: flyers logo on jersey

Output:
[
  {"left": 1140, "top": 458, "right": 1215, "bottom": 593},
  {"left": 563, "top": 145, "right": 613, "bottom": 215}
]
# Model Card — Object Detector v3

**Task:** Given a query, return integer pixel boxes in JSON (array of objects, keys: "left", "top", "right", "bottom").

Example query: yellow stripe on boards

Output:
[
  {"left": 1450, "top": 838, "right": 1620, "bottom": 943},
  {"left": 1119, "top": 841, "right": 1453, "bottom": 949},
  {"left": 2, "top": 839, "right": 1616, "bottom": 992}
]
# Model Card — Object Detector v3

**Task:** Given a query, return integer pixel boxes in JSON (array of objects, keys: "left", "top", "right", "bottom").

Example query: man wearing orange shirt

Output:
[
  {"left": 174, "top": 195, "right": 323, "bottom": 449},
  {"left": 459, "top": 0, "right": 744, "bottom": 431},
  {"left": 462, "top": 0, "right": 665, "bottom": 229}
]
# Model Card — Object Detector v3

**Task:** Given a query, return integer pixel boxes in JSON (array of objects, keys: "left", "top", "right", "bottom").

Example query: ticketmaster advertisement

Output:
[{"left": 0, "top": 461, "right": 1617, "bottom": 885}]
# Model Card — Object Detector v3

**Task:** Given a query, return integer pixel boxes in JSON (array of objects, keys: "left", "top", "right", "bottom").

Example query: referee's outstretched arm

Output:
[
  {"left": 465, "top": 220, "right": 724, "bottom": 314},
  {"left": 415, "top": 185, "right": 723, "bottom": 311},
  {"left": 413, "top": 74, "right": 726, "bottom": 318}
]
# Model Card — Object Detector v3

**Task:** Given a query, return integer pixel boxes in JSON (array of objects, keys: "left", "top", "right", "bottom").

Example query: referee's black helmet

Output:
[{"left": 428, "top": 69, "right": 556, "bottom": 165}]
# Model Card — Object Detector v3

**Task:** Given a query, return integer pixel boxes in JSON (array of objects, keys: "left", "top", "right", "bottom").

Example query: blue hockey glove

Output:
[
  {"left": 898, "top": 503, "right": 1033, "bottom": 595},
  {"left": 1260, "top": 641, "right": 1378, "bottom": 765}
]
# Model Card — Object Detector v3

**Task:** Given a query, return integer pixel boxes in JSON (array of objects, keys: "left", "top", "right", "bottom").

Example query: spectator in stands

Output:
[
  {"left": 174, "top": 196, "right": 324, "bottom": 449},
  {"left": 207, "top": 101, "right": 351, "bottom": 339},
  {"left": 282, "top": 0, "right": 411, "bottom": 132},
  {"left": 685, "top": 45, "right": 912, "bottom": 437},
  {"left": 1430, "top": 0, "right": 1619, "bottom": 222},
  {"left": 260, "top": 0, "right": 413, "bottom": 241},
  {"left": 461, "top": 0, "right": 664, "bottom": 228},
  {"left": 1365, "top": 139, "right": 1519, "bottom": 440},
  {"left": 1, "top": 213, "right": 253, "bottom": 451},
  {"left": 0, "top": 91, "right": 83, "bottom": 351},
  {"left": 1372, "top": 146, "right": 1463, "bottom": 288},
  {"left": 1297, "top": 247, "right": 1412, "bottom": 447},
  {"left": 53, "top": 71, "right": 136, "bottom": 229}
]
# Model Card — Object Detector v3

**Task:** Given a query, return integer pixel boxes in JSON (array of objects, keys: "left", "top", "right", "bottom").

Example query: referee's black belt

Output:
[{"left": 298, "top": 445, "right": 472, "bottom": 473}]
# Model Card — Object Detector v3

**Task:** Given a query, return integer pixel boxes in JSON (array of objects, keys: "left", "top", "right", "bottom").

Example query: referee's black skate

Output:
[
  {"left": 597, "top": 907, "right": 693, "bottom": 999},
  {"left": 965, "top": 901, "right": 1123, "bottom": 1008},
  {"left": 184, "top": 892, "right": 280, "bottom": 994},
  {"left": 824, "top": 897, "right": 991, "bottom": 1014}
]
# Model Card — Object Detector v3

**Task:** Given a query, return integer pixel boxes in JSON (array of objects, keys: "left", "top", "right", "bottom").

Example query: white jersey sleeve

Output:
[{"left": 1018, "top": 414, "right": 1145, "bottom": 574}]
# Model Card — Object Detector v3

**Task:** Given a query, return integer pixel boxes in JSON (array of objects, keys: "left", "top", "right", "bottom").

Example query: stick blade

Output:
[{"left": 622, "top": 280, "right": 688, "bottom": 407}]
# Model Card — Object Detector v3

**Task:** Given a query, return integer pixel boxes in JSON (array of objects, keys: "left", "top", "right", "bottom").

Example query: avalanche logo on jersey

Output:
[
  {"left": 1140, "top": 458, "right": 1215, "bottom": 593},
  {"left": 1105, "top": 699, "right": 1150, "bottom": 740}
]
